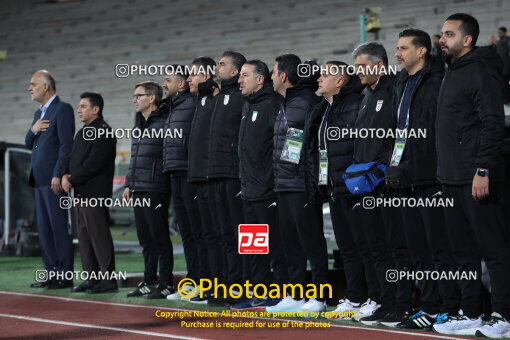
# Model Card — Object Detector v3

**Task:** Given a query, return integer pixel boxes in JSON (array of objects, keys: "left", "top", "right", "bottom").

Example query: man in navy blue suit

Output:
[{"left": 25, "top": 70, "right": 75, "bottom": 289}]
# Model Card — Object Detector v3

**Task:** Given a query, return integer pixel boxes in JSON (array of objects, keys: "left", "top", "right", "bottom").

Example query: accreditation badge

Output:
[
  {"left": 319, "top": 150, "right": 328, "bottom": 185},
  {"left": 390, "top": 134, "right": 406, "bottom": 167},
  {"left": 281, "top": 127, "right": 304, "bottom": 164}
]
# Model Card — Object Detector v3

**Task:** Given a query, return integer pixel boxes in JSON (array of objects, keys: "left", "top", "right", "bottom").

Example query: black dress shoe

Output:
[
  {"left": 46, "top": 280, "right": 73, "bottom": 290},
  {"left": 86, "top": 280, "right": 118, "bottom": 294},
  {"left": 30, "top": 281, "right": 49, "bottom": 288},
  {"left": 71, "top": 280, "right": 97, "bottom": 293}
]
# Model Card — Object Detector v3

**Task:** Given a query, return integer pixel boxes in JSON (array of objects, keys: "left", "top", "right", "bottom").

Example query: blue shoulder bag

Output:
[{"left": 342, "top": 162, "right": 387, "bottom": 195}]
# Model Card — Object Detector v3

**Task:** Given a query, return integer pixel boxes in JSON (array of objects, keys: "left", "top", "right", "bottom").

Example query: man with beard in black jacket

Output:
[
  {"left": 432, "top": 14, "right": 510, "bottom": 338},
  {"left": 162, "top": 65, "right": 209, "bottom": 300},
  {"left": 312, "top": 61, "right": 381, "bottom": 321},
  {"left": 231, "top": 60, "right": 288, "bottom": 311},
  {"left": 205, "top": 51, "right": 248, "bottom": 307},
  {"left": 265, "top": 54, "right": 328, "bottom": 315},
  {"left": 62, "top": 92, "right": 117, "bottom": 294},
  {"left": 349, "top": 42, "right": 412, "bottom": 327},
  {"left": 186, "top": 57, "right": 224, "bottom": 304},
  {"left": 123, "top": 81, "right": 174, "bottom": 299},
  {"left": 384, "top": 28, "right": 459, "bottom": 330}
]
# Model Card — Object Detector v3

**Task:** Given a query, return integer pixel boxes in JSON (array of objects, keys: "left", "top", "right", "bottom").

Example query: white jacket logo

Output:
[
  {"left": 376, "top": 100, "right": 383, "bottom": 112},
  {"left": 252, "top": 111, "right": 258, "bottom": 122},
  {"left": 224, "top": 95, "right": 230, "bottom": 105},
  {"left": 201, "top": 97, "right": 206, "bottom": 106}
]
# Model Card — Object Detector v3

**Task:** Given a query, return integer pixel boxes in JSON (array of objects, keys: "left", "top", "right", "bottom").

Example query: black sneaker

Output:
[
  {"left": 379, "top": 310, "right": 410, "bottom": 328},
  {"left": 126, "top": 281, "right": 156, "bottom": 297},
  {"left": 360, "top": 307, "right": 392, "bottom": 326},
  {"left": 189, "top": 291, "right": 211, "bottom": 304},
  {"left": 207, "top": 296, "right": 230, "bottom": 307},
  {"left": 397, "top": 310, "right": 436, "bottom": 330},
  {"left": 147, "top": 284, "right": 175, "bottom": 299}
]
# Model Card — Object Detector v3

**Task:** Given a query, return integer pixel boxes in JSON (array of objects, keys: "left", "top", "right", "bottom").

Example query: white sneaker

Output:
[
  {"left": 167, "top": 284, "right": 196, "bottom": 300},
  {"left": 354, "top": 298, "right": 381, "bottom": 321},
  {"left": 475, "top": 312, "right": 510, "bottom": 338},
  {"left": 326, "top": 298, "right": 360, "bottom": 320},
  {"left": 299, "top": 298, "right": 327, "bottom": 314},
  {"left": 266, "top": 296, "right": 305, "bottom": 313},
  {"left": 432, "top": 309, "right": 482, "bottom": 335}
]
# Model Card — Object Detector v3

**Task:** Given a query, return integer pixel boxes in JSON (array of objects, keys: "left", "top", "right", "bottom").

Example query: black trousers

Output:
[
  {"left": 400, "top": 185, "right": 459, "bottom": 315},
  {"left": 132, "top": 192, "right": 173, "bottom": 285},
  {"left": 170, "top": 174, "right": 209, "bottom": 281},
  {"left": 277, "top": 191, "right": 328, "bottom": 299},
  {"left": 242, "top": 198, "right": 289, "bottom": 286},
  {"left": 380, "top": 201, "right": 413, "bottom": 313},
  {"left": 442, "top": 184, "right": 510, "bottom": 320},
  {"left": 352, "top": 193, "right": 411, "bottom": 313},
  {"left": 329, "top": 196, "right": 380, "bottom": 303},
  {"left": 211, "top": 178, "right": 245, "bottom": 285},
  {"left": 194, "top": 182, "right": 224, "bottom": 281},
  {"left": 75, "top": 206, "right": 115, "bottom": 281}
]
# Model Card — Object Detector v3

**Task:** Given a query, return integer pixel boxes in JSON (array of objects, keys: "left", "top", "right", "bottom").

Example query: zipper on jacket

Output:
[{"left": 206, "top": 94, "right": 221, "bottom": 179}]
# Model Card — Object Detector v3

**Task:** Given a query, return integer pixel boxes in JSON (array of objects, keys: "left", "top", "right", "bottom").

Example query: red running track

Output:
[{"left": 0, "top": 291, "right": 473, "bottom": 340}]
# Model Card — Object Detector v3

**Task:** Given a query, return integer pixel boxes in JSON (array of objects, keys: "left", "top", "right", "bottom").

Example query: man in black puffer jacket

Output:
[
  {"left": 386, "top": 28, "right": 459, "bottom": 330},
  {"left": 233, "top": 60, "right": 288, "bottom": 310},
  {"left": 162, "top": 65, "right": 209, "bottom": 298},
  {"left": 432, "top": 14, "right": 510, "bottom": 338},
  {"left": 207, "top": 51, "right": 247, "bottom": 303},
  {"left": 350, "top": 43, "right": 412, "bottom": 327},
  {"left": 186, "top": 57, "right": 224, "bottom": 303},
  {"left": 123, "top": 81, "right": 174, "bottom": 299},
  {"left": 310, "top": 61, "right": 380, "bottom": 320},
  {"left": 266, "top": 55, "right": 328, "bottom": 315}
]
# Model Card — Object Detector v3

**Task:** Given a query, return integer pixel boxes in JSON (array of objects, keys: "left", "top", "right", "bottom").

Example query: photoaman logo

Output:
[{"left": 238, "top": 224, "right": 268, "bottom": 254}]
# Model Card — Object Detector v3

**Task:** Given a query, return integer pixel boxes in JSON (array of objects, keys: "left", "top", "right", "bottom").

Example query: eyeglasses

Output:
[{"left": 133, "top": 93, "right": 151, "bottom": 100}]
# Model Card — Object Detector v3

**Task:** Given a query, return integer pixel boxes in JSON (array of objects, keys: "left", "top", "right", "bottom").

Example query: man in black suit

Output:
[
  {"left": 62, "top": 92, "right": 117, "bottom": 294},
  {"left": 25, "top": 70, "right": 75, "bottom": 289}
]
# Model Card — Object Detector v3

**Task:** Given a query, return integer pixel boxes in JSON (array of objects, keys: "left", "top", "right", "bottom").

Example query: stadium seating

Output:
[{"left": 0, "top": 0, "right": 509, "bottom": 151}]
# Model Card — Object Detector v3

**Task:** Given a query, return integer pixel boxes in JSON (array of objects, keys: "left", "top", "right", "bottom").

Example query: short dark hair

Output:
[
  {"left": 325, "top": 60, "right": 351, "bottom": 84},
  {"left": 352, "top": 42, "right": 388, "bottom": 66},
  {"left": 434, "top": 34, "right": 441, "bottom": 39},
  {"left": 499, "top": 26, "right": 507, "bottom": 33},
  {"left": 169, "top": 64, "right": 189, "bottom": 81},
  {"left": 399, "top": 28, "right": 432, "bottom": 60},
  {"left": 135, "top": 81, "right": 163, "bottom": 106},
  {"left": 191, "top": 56, "right": 216, "bottom": 76},
  {"left": 446, "top": 13, "right": 479, "bottom": 47},
  {"left": 275, "top": 54, "right": 301, "bottom": 86},
  {"left": 222, "top": 51, "right": 246, "bottom": 72},
  {"left": 244, "top": 60, "right": 270, "bottom": 83},
  {"left": 80, "top": 92, "right": 104, "bottom": 117}
]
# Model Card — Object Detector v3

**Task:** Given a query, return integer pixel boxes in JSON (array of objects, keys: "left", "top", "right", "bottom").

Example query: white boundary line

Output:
[
  {"left": 0, "top": 291, "right": 467, "bottom": 340},
  {"left": 0, "top": 313, "right": 208, "bottom": 340}
]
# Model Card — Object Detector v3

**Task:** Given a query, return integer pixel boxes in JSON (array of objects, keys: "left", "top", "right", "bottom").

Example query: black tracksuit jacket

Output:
[
  {"left": 436, "top": 46, "right": 506, "bottom": 184},
  {"left": 238, "top": 83, "right": 281, "bottom": 201}
]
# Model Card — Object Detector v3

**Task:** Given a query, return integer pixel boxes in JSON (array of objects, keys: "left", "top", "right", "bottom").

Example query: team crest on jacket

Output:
[
  {"left": 224, "top": 95, "right": 230, "bottom": 105},
  {"left": 201, "top": 97, "right": 206, "bottom": 106},
  {"left": 376, "top": 100, "right": 384, "bottom": 112},
  {"left": 252, "top": 111, "right": 258, "bottom": 122}
]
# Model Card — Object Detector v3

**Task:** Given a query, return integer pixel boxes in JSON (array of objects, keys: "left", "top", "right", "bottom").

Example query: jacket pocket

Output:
[{"left": 151, "top": 159, "right": 156, "bottom": 182}]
